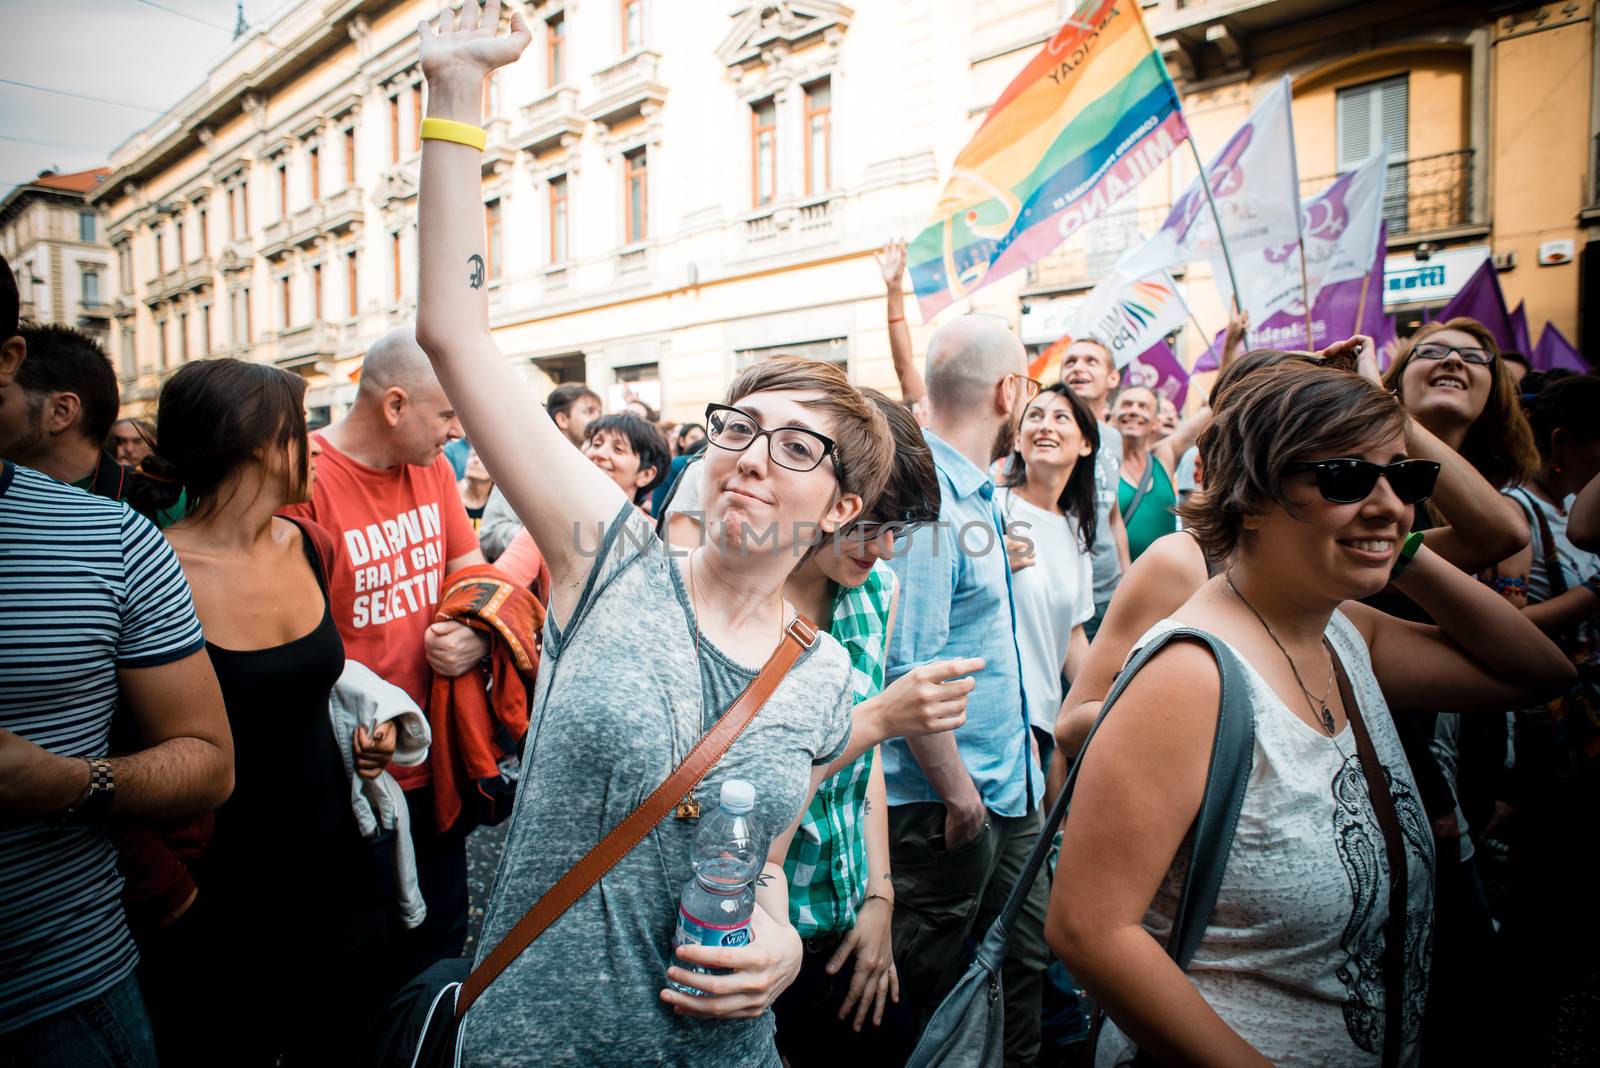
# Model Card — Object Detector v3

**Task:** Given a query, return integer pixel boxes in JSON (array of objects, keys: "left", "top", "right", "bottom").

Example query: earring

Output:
[{"left": 1551, "top": 462, "right": 1564, "bottom": 476}]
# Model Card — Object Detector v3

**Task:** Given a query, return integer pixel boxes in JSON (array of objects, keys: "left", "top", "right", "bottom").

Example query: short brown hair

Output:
[
  {"left": 726, "top": 356, "right": 894, "bottom": 512},
  {"left": 860, "top": 388, "right": 939, "bottom": 525},
  {"left": 1179, "top": 360, "right": 1406, "bottom": 561},
  {"left": 1383, "top": 317, "right": 1537, "bottom": 488}
]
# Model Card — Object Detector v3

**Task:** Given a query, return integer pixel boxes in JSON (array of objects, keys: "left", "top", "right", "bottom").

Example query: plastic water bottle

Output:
[{"left": 668, "top": 779, "right": 766, "bottom": 995}]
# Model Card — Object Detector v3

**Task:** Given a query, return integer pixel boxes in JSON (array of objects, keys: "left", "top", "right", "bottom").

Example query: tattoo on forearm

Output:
[
  {"left": 468, "top": 254, "right": 485, "bottom": 289},
  {"left": 863, "top": 797, "right": 871, "bottom": 815}
]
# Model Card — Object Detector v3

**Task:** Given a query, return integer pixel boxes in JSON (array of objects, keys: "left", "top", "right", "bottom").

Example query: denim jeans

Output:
[{"left": 0, "top": 972, "right": 156, "bottom": 1068}]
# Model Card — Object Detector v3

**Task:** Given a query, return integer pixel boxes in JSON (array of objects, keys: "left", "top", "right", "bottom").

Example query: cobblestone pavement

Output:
[{"left": 463, "top": 819, "right": 510, "bottom": 953}]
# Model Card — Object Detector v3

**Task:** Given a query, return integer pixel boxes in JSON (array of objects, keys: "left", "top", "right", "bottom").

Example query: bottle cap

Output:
[{"left": 719, "top": 779, "right": 755, "bottom": 813}]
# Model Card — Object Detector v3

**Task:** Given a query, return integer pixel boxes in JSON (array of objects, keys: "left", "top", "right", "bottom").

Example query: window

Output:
[
  {"left": 343, "top": 126, "right": 357, "bottom": 185},
  {"left": 230, "top": 288, "right": 244, "bottom": 345},
  {"left": 624, "top": 149, "right": 648, "bottom": 244},
  {"left": 308, "top": 145, "right": 321, "bottom": 202},
  {"left": 198, "top": 205, "right": 209, "bottom": 256},
  {"left": 158, "top": 318, "right": 169, "bottom": 369},
  {"left": 276, "top": 163, "right": 288, "bottom": 219},
  {"left": 411, "top": 84, "right": 424, "bottom": 154},
  {"left": 547, "top": 13, "right": 566, "bottom": 87},
  {"left": 621, "top": 0, "right": 643, "bottom": 51},
  {"left": 228, "top": 187, "right": 239, "bottom": 239},
  {"left": 241, "top": 180, "right": 250, "bottom": 231},
  {"left": 78, "top": 211, "right": 96, "bottom": 243},
  {"left": 549, "top": 175, "right": 569, "bottom": 263},
  {"left": 280, "top": 274, "right": 292, "bottom": 328},
  {"left": 80, "top": 271, "right": 99, "bottom": 306},
  {"left": 485, "top": 199, "right": 504, "bottom": 282},
  {"left": 200, "top": 303, "right": 211, "bottom": 355},
  {"left": 178, "top": 310, "right": 189, "bottom": 362},
  {"left": 389, "top": 93, "right": 401, "bottom": 164},
  {"left": 804, "top": 79, "right": 832, "bottom": 196},
  {"left": 176, "top": 220, "right": 186, "bottom": 264},
  {"left": 1337, "top": 75, "right": 1408, "bottom": 233},
  {"left": 346, "top": 250, "right": 359, "bottom": 318},
  {"left": 120, "top": 325, "right": 136, "bottom": 378},
  {"left": 752, "top": 98, "right": 777, "bottom": 208},
  {"left": 312, "top": 263, "right": 324, "bottom": 320},
  {"left": 391, "top": 231, "right": 403, "bottom": 301},
  {"left": 118, "top": 245, "right": 132, "bottom": 292},
  {"left": 154, "top": 228, "right": 165, "bottom": 274}
]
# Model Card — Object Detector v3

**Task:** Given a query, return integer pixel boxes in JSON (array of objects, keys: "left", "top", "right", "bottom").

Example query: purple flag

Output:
[
  {"left": 1123, "top": 340, "right": 1192, "bottom": 408},
  {"left": 1508, "top": 301, "right": 1533, "bottom": 359},
  {"left": 1377, "top": 314, "right": 1398, "bottom": 371},
  {"left": 1533, "top": 322, "right": 1590, "bottom": 373},
  {"left": 1438, "top": 259, "right": 1514, "bottom": 353}
]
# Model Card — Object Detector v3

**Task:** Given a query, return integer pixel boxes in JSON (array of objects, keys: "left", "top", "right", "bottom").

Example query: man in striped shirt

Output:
[{"left": 0, "top": 255, "right": 233, "bottom": 1066}]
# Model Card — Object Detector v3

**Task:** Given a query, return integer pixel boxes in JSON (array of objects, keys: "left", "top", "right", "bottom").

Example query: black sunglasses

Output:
[{"left": 1284, "top": 458, "right": 1441, "bottom": 505}]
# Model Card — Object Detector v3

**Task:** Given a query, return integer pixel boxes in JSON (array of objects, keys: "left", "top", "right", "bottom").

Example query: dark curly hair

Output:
[{"left": 584, "top": 412, "right": 670, "bottom": 505}]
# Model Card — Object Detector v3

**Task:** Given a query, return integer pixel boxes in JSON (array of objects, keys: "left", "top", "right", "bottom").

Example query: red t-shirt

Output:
[{"left": 281, "top": 433, "right": 478, "bottom": 789}]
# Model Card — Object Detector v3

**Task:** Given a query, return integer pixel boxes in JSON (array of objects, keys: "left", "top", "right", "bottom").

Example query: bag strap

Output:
[
  {"left": 1328, "top": 640, "right": 1408, "bottom": 1068},
  {"left": 1122, "top": 457, "right": 1159, "bottom": 526},
  {"left": 1512, "top": 487, "right": 1567, "bottom": 596},
  {"left": 455, "top": 613, "right": 821, "bottom": 1018},
  {"left": 969, "top": 627, "right": 1255, "bottom": 976}
]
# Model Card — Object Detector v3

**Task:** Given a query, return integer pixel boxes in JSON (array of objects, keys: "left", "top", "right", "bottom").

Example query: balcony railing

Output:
[
  {"left": 275, "top": 321, "right": 339, "bottom": 368},
  {"left": 514, "top": 86, "right": 586, "bottom": 155},
  {"left": 321, "top": 186, "right": 363, "bottom": 234},
  {"left": 260, "top": 217, "right": 294, "bottom": 259},
  {"left": 1299, "top": 150, "right": 1474, "bottom": 238},
  {"left": 584, "top": 50, "right": 666, "bottom": 127}
]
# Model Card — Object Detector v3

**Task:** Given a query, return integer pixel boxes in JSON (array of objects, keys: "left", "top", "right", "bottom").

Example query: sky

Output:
[{"left": 0, "top": 0, "right": 283, "bottom": 194}]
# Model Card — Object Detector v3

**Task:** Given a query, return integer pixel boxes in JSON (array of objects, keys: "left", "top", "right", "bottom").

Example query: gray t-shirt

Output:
[
  {"left": 1089, "top": 420, "right": 1124, "bottom": 604},
  {"left": 462, "top": 504, "right": 854, "bottom": 1066}
]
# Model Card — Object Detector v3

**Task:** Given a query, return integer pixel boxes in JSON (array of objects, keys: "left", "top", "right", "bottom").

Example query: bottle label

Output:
[{"left": 675, "top": 904, "right": 752, "bottom": 950}]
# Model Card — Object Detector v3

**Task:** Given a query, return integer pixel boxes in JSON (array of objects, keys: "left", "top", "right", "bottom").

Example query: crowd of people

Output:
[{"left": 2, "top": 8, "right": 1598, "bottom": 1068}]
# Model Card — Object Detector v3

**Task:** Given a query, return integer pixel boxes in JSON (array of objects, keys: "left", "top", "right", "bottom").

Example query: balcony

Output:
[
  {"left": 514, "top": 86, "right": 586, "bottom": 156},
  {"left": 737, "top": 195, "right": 841, "bottom": 258},
  {"left": 275, "top": 321, "right": 338, "bottom": 372},
  {"left": 218, "top": 239, "right": 254, "bottom": 273},
  {"left": 78, "top": 300, "right": 113, "bottom": 321},
  {"left": 322, "top": 186, "right": 364, "bottom": 234},
  {"left": 142, "top": 273, "right": 166, "bottom": 306},
  {"left": 615, "top": 243, "right": 651, "bottom": 277},
  {"left": 1299, "top": 150, "right": 1476, "bottom": 240},
  {"left": 176, "top": 257, "right": 214, "bottom": 294},
  {"left": 584, "top": 50, "right": 666, "bottom": 128},
  {"left": 260, "top": 217, "right": 294, "bottom": 260},
  {"left": 289, "top": 204, "right": 323, "bottom": 250}
]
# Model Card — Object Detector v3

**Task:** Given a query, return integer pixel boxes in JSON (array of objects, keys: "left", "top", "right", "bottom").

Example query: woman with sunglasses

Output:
[
  {"left": 1047, "top": 358, "right": 1570, "bottom": 1068},
  {"left": 411, "top": 11, "right": 905, "bottom": 1064},
  {"left": 997, "top": 383, "right": 1099, "bottom": 775}
]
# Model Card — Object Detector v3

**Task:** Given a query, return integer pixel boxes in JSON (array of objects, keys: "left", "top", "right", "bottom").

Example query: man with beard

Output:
[
  {"left": 1058, "top": 338, "right": 1131, "bottom": 638},
  {"left": 883, "top": 315, "right": 1050, "bottom": 1066}
]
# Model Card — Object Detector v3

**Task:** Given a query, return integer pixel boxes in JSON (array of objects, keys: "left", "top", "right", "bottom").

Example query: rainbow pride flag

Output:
[{"left": 910, "top": 0, "right": 1187, "bottom": 320}]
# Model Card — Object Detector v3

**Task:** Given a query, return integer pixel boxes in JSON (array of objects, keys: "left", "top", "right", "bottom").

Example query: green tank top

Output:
[{"left": 1118, "top": 457, "right": 1177, "bottom": 562}]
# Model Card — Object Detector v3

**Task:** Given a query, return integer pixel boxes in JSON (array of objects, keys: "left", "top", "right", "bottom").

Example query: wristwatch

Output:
[{"left": 59, "top": 757, "right": 115, "bottom": 823}]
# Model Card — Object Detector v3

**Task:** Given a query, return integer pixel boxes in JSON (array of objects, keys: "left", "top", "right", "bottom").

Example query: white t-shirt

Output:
[{"left": 997, "top": 486, "right": 1095, "bottom": 735}]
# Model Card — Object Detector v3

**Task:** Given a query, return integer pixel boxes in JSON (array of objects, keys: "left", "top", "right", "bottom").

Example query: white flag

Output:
[
  {"left": 1119, "top": 76, "right": 1302, "bottom": 310},
  {"left": 1071, "top": 269, "right": 1189, "bottom": 369},
  {"left": 1243, "top": 142, "right": 1388, "bottom": 324}
]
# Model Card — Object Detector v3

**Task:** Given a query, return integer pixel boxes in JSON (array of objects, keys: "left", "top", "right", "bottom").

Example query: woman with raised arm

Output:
[
  {"left": 1046, "top": 358, "right": 1570, "bottom": 1067},
  {"left": 409, "top": 7, "right": 927, "bottom": 1064}
]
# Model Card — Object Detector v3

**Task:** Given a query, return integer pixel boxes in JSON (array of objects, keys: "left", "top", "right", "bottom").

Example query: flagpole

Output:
[
  {"left": 1184, "top": 134, "right": 1242, "bottom": 312},
  {"left": 1353, "top": 269, "right": 1372, "bottom": 336},
  {"left": 1169, "top": 278, "right": 1213, "bottom": 366},
  {"left": 1298, "top": 238, "right": 1315, "bottom": 345}
]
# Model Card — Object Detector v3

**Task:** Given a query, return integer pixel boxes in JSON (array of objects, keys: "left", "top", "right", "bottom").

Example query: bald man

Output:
[
  {"left": 880, "top": 315, "right": 1051, "bottom": 1066},
  {"left": 280, "top": 327, "right": 484, "bottom": 977}
]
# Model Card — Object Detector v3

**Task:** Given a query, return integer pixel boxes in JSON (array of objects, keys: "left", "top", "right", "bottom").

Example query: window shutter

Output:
[{"left": 1337, "top": 86, "right": 1372, "bottom": 171}]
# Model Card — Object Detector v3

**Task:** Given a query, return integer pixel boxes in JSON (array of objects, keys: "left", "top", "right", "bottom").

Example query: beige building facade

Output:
[
  {"left": 93, "top": 0, "right": 1596, "bottom": 422},
  {"left": 1, "top": 168, "right": 115, "bottom": 344}
]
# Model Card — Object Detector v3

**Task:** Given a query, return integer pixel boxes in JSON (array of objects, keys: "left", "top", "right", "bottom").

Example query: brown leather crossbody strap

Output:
[
  {"left": 456, "top": 613, "right": 821, "bottom": 1018},
  {"left": 1328, "top": 640, "right": 1408, "bottom": 1068}
]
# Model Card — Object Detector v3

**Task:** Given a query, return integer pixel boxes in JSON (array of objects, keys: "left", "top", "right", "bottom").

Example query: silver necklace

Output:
[{"left": 1225, "top": 571, "right": 1343, "bottom": 747}]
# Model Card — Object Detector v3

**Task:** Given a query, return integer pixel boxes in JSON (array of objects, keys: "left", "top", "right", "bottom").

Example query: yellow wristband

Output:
[{"left": 420, "top": 117, "right": 487, "bottom": 152}]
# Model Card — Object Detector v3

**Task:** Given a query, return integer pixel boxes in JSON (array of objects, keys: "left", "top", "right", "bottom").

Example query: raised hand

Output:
[
  {"left": 417, "top": 0, "right": 532, "bottom": 85},
  {"left": 875, "top": 239, "right": 907, "bottom": 291}
]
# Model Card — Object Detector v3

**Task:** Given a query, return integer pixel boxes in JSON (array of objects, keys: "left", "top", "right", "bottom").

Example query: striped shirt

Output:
[
  {"left": 0, "top": 461, "right": 206, "bottom": 1033},
  {"left": 784, "top": 561, "right": 895, "bottom": 937}
]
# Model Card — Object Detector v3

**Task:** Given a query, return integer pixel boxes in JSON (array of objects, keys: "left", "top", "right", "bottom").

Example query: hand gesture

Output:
[
  {"left": 875, "top": 658, "right": 982, "bottom": 741},
  {"left": 827, "top": 895, "right": 900, "bottom": 1031},
  {"left": 353, "top": 721, "right": 398, "bottom": 780},
  {"left": 425, "top": 620, "right": 489, "bottom": 678},
  {"left": 417, "top": 0, "right": 532, "bottom": 85},
  {"left": 875, "top": 239, "right": 907, "bottom": 291},
  {"left": 1314, "top": 334, "right": 1380, "bottom": 384},
  {"left": 662, "top": 901, "right": 803, "bottom": 1019},
  {"left": 1220, "top": 309, "right": 1250, "bottom": 367}
]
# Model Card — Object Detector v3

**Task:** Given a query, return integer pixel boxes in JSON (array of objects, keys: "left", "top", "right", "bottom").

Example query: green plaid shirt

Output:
[{"left": 784, "top": 561, "right": 895, "bottom": 937}]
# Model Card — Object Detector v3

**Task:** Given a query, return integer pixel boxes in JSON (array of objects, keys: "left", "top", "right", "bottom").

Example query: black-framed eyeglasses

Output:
[
  {"left": 704, "top": 403, "right": 848, "bottom": 485},
  {"left": 1413, "top": 342, "right": 1494, "bottom": 366},
  {"left": 837, "top": 517, "right": 935, "bottom": 545},
  {"left": 1284, "top": 458, "right": 1442, "bottom": 505}
]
